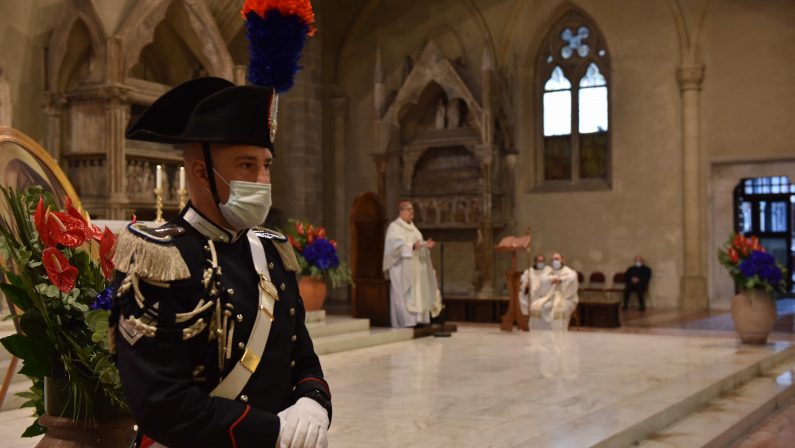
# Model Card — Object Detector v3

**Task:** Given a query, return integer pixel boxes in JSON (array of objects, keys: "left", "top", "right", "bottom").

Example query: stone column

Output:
[
  {"left": 677, "top": 64, "right": 707, "bottom": 309},
  {"left": 105, "top": 86, "right": 131, "bottom": 219},
  {"left": 332, "top": 97, "right": 348, "bottom": 253},
  {"left": 41, "top": 92, "right": 64, "bottom": 160},
  {"left": 279, "top": 33, "right": 323, "bottom": 224},
  {"left": 478, "top": 149, "right": 495, "bottom": 297}
]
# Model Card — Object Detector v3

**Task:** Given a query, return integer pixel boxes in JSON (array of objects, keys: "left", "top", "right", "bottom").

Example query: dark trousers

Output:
[{"left": 623, "top": 284, "right": 646, "bottom": 310}]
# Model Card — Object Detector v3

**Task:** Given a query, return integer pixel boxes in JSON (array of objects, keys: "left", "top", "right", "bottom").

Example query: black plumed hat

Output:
[{"left": 125, "top": 77, "right": 277, "bottom": 151}]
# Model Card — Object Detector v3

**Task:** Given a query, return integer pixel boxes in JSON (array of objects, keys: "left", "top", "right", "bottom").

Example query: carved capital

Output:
[{"left": 677, "top": 65, "right": 705, "bottom": 92}]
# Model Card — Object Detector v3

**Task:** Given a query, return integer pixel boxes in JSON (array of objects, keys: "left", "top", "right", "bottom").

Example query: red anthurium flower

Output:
[
  {"left": 90, "top": 224, "right": 103, "bottom": 242},
  {"left": 99, "top": 226, "right": 117, "bottom": 280},
  {"left": 306, "top": 231, "right": 315, "bottom": 245},
  {"left": 731, "top": 233, "right": 745, "bottom": 251},
  {"left": 46, "top": 210, "right": 88, "bottom": 248},
  {"left": 288, "top": 235, "right": 301, "bottom": 251},
  {"left": 317, "top": 227, "right": 327, "bottom": 239},
  {"left": 64, "top": 197, "right": 90, "bottom": 241},
  {"left": 330, "top": 239, "right": 337, "bottom": 250},
  {"left": 296, "top": 221, "right": 304, "bottom": 236},
  {"left": 131, "top": 213, "right": 137, "bottom": 224},
  {"left": 42, "top": 247, "right": 78, "bottom": 293},
  {"left": 33, "top": 197, "right": 54, "bottom": 247},
  {"left": 728, "top": 248, "right": 739, "bottom": 264},
  {"left": 749, "top": 236, "right": 763, "bottom": 252}
]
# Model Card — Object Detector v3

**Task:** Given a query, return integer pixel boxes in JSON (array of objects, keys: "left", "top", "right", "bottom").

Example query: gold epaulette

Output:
[
  {"left": 253, "top": 227, "right": 299, "bottom": 272},
  {"left": 112, "top": 223, "right": 191, "bottom": 282}
]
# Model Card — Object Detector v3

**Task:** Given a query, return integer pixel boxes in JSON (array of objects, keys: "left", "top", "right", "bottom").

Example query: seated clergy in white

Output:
[
  {"left": 382, "top": 201, "right": 442, "bottom": 327},
  {"left": 519, "top": 254, "right": 552, "bottom": 316},
  {"left": 530, "top": 252, "right": 579, "bottom": 331}
]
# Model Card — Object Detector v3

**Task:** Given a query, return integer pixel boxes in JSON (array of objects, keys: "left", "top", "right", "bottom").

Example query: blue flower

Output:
[
  {"left": 90, "top": 286, "right": 114, "bottom": 311},
  {"left": 302, "top": 238, "right": 339, "bottom": 271},
  {"left": 738, "top": 251, "right": 783, "bottom": 285}
]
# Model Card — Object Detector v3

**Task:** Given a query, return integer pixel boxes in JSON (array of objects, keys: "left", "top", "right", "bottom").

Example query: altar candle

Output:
[
  {"left": 156, "top": 165, "right": 162, "bottom": 190},
  {"left": 179, "top": 166, "right": 185, "bottom": 190}
]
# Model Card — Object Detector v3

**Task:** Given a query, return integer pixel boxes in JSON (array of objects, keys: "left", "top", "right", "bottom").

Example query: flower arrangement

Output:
[
  {"left": 0, "top": 186, "right": 124, "bottom": 436},
  {"left": 718, "top": 232, "right": 787, "bottom": 293},
  {"left": 286, "top": 219, "right": 352, "bottom": 289}
]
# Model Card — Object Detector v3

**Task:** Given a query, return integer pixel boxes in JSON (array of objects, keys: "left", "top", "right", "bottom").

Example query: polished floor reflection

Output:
[{"left": 323, "top": 326, "right": 789, "bottom": 447}]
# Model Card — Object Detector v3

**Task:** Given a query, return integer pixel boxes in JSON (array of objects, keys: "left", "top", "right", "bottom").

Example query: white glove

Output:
[{"left": 277, "top": 397, "right": 329, "bottom": 448}]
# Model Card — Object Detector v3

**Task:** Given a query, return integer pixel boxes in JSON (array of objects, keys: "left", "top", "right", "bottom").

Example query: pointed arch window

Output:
[{"left": 537, "top": 12, "right": 610, "bottom": 188}]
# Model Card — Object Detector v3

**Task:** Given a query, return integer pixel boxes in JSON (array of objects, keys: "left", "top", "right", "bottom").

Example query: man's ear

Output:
[{"left": 190, "top": 159, "right": 209, "bottom": 189}]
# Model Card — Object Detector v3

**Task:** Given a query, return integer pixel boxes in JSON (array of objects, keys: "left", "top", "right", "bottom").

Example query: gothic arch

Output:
[
  {"left": 116, "top": 0, "right": 233, "bottom": 82},
  {"left": 380, "top": 41, "right": 484, "bottom": 144},
  {"left": 46, "top": 0, "right": 107, "bottom": 92}
]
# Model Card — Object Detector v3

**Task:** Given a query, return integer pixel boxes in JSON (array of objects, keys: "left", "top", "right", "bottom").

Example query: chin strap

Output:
[{"left": 202, "top": 142, "right": 221, "bottom": 205}]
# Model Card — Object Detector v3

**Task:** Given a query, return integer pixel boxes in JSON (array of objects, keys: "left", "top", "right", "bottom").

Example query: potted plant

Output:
[
  {"left": 286, "top": 219, "right": 352, "bottom": 311},
  {"left": 0, "top": 186, "right": 132, "bottom": 446},
  {"left": 718, "top": 232, "right": 787, "bottom": 344}
]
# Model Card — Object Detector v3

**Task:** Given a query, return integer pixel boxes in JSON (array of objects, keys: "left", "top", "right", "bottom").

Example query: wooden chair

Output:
[
  {"left": 582, "top": 271, "right": 607, "bottom": 302},
  {"left": 607, "top": 272, "right": 626, "bottom": 303}
]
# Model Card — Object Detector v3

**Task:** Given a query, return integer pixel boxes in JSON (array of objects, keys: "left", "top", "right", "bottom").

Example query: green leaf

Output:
[
  {"left": 0, "top": 334, "right": 30, "bottom": 359},
  {"left": 21, "top": 420, "right": 45, "bottom": 438},
  {"left": 0, "top": 283, "right": 33, "bottom": 310}
]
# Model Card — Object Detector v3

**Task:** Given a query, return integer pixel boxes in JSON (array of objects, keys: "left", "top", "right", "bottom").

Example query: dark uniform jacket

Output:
[
  {"left": 111, "top": 206, "right": 331, "bottom": 447},
  {"left": 624, "top": 264, "right": 652, "bottom": 291}
]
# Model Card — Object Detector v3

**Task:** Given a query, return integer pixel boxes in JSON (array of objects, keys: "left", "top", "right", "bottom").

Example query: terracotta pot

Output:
[
  {"left": 299, "top": 276, "right": 328, "bottom": 311},
  {"left": 730, "top": 289, "right": 776, "bottom": 344},
  {"left": 35, "top": 376, "right": 135, "bottom": 447}
]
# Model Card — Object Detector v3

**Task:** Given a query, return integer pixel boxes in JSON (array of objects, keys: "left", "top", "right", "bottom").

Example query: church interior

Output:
[{"left": 1, "top": 0, "right": 795, "bottom": 446}]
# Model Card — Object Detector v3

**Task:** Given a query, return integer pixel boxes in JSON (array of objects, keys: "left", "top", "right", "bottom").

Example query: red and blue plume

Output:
[{"left": 241, "top": 0, "right": 316, "bottom": 93}]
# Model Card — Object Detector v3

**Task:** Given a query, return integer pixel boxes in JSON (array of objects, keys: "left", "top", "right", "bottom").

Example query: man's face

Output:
[
  {"left": 399, "top": 203, "right": 414, "bottom": 222},
  {"left": 212, "top": 145, "right": 272, "bottom": 203},
  {"left": 635, "top": 256, "right": 643, "bottom": 264},
  {"left": 535, "top": 255, "right": 545, "bottom": 265},
  {"left": 552, "top": 253, "right": 563, "bottom": 265}
]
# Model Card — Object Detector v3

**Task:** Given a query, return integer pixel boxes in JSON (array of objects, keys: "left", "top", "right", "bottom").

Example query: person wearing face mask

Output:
[
  {"left": 623, "top": 255, "right": 652, "bottom": 311},
  {"left": 519, "top": 255, "right": 552, "bottom": 317},
  {"left": 109, "top": 2, "right": 330, "bottom": 448},
  {"left": 529, "top": 253, "right": 579, "bottom": 331}
]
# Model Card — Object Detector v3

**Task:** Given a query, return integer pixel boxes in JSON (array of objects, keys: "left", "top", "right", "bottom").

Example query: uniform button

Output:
[
  {"left": 239, "top": 394, "right": 248, "bottom": 403},
  {"left": 280, "top": 283, "right": 286, "bottom": 291},
  {"left": 268, "top": 262, "right": 275, "bottom": 270},
  {"left": 291, "top": 335, "right": 297, "bottom": 342},
  {"left": 290, "top": 360, "right": 296, "bottom": 367},
  {"left": 289, "top": 308, "right": 295, "bottom": 316},
  {"left": 236, "top": 314, "right": 243, "bottom": 323},
  {"left": 227, "top": 288, "right": 235, "bottom": 296},
  {"left": 238, "top": 342, "right": 245, "bottom": 350}
]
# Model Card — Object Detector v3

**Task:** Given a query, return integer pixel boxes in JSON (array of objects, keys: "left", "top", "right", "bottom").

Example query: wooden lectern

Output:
[{"left": 496, "top": 234, "right": 531, "bottom": 332}]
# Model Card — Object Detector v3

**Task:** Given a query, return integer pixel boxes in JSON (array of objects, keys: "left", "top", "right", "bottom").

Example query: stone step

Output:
[
  {"left": 306, "top": 317, "right": 370, "bottom": 339},
  {"left": 520, "top": 341, "right": 795, "bottom": 447},
  {"left": 637, "top": 355, "right": 795, "bottom": 448},
  {"left": 313, "top": 328, "right": 414, "bottom": 356}
]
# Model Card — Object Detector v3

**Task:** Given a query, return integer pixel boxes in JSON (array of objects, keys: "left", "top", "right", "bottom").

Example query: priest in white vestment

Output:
[
  {"left": 519, "top": 254, "right": 552, "bottom": 316},
  {"left": 530, "top": 252, "right": 579, "bottom": 331},
  {"left": 383, "top": 201, "right": 442, "bottom": 328}
]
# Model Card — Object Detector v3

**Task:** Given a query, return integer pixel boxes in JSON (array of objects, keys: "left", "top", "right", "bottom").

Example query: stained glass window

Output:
[{"left": 540, "top": 12, "right": 610, "bottom": 186}]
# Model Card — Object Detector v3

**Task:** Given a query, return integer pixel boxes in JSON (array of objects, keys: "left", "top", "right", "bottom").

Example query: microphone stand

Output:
[{"left": 434, "top": 241, "right": 452, "bottom": 338}]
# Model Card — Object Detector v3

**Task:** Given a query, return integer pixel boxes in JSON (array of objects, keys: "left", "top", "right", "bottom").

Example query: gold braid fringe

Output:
[
  {"left": 274, "top": 240, "right": 300, "bottom": 272},
  {"left": 113, "top": 227, "right": 190, "bottom": 281}
]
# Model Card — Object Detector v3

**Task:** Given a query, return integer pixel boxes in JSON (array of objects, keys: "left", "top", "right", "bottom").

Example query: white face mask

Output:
[
  {"left": 535, "top": 262, "right": 545, "bottom": 270},
  {"left": 635, "top": 261, "right": 643, "bottom": 267},
  {"left": 214, "top": 170, "right": 272, "bottom": 230},
  {"left": 552, "top": 260, "right": 562, "bottom": 270}
]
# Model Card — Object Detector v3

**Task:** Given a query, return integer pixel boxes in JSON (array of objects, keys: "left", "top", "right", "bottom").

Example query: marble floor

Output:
[
  {"left": 1, "top": 324, "right": 792, "bottom": 447},
  {"left": 321, "top": 326, "right": 789, "bottom": 447}
]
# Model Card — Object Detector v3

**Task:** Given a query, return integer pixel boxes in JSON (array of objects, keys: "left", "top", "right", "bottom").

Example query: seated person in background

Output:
[
  {"left": 530, "top": 253, "right": 579, "bottom": 331},
  {"left": 519, "top": 255, "right": 551, "bottom": 317},
  {"left": 623, "top": 255, "right": 652, "bottom": 311}
]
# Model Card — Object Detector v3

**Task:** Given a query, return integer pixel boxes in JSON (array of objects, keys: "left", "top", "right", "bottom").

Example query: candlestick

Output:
[
  {"left": 179, "top": 166, "right": 185, "bottom": 191},
  {"left": 156, "top": 164, "right": 162, "bottom": 191},
  {"left": 154, "top": 187, "right": 164, "bottom": 224}
]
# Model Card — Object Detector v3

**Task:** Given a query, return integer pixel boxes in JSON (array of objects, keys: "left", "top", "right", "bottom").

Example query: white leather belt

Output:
[{"left": 210, "top": 230, "right": 278, "bottom": 400}]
